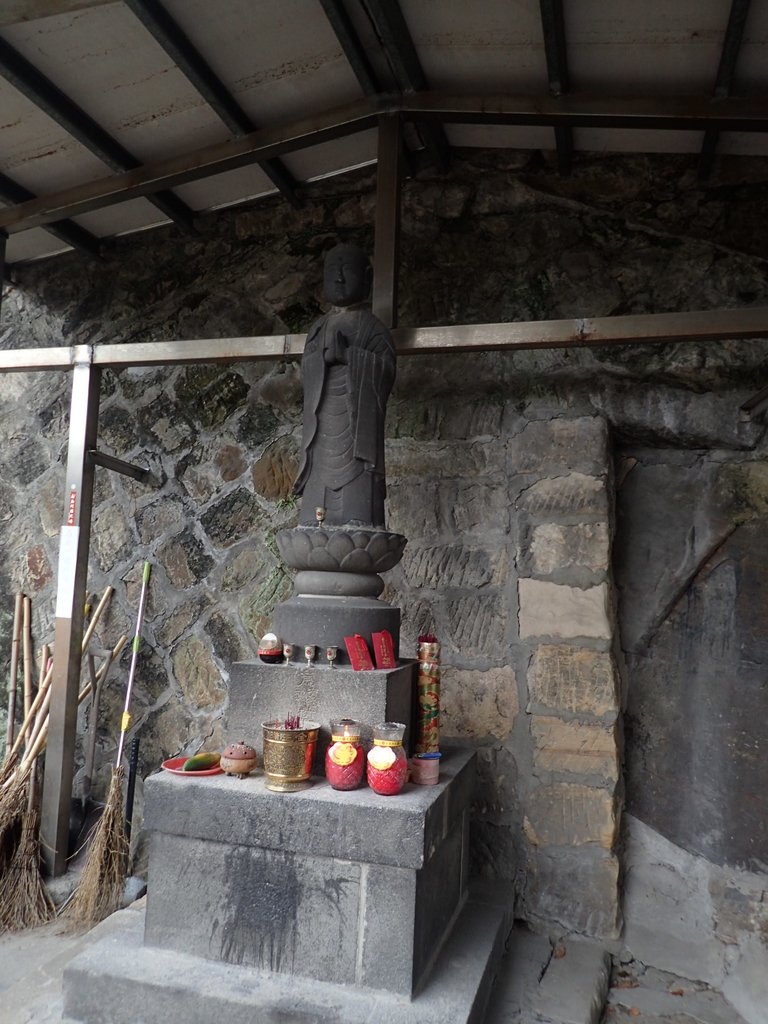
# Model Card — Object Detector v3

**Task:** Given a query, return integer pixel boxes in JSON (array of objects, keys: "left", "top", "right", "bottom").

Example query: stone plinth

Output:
[
  {"left": 142, "top": 749, "right": 475, "bottom": 996},
  {"left": 227, "top": 661, "right": 416, "bottom": 760}
]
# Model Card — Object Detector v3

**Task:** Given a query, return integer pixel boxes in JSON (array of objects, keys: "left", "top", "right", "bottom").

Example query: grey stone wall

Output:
[{"left": 1, "top": 149, "right": 768, "bottom": 944}]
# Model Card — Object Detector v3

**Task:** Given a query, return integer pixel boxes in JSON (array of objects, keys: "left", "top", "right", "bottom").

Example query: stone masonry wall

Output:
[{"left": 1, "top": 149, "right": 768, "bottom": 945}]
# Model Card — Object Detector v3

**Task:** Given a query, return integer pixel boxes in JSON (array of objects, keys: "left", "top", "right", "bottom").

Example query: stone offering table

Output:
[{"left": 62, "top": 749, "right": 513, "bottom": 1024}]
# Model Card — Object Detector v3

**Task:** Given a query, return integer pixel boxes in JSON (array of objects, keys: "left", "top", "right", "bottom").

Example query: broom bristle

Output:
[
  {"left": 62, "top": 769, "right": 128, "bottom": 929},
  {"left": 0, "top": 805, "right": 54, "bottom": 932},
  {"left": 0, "top": 774, "right": 27, "bottom": 879}
]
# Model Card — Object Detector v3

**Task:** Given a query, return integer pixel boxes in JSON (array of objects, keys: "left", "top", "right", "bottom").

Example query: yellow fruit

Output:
[{"left": 182, "top": 752, "right": 220, "bottom": 771}]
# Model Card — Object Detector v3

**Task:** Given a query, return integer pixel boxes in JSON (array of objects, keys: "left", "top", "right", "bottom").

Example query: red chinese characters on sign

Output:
[{"left": 66, "top": 486, "right": 77, "bottom": 526}]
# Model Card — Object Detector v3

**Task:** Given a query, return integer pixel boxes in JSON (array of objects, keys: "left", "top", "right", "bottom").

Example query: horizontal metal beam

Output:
[
  {"left": 398, "top": 92, "right": 768, "bottom": 131},
  {"left": 0, "top": 307, "right": 766, "bottom": 373},
  {"left": 0, "top": 170, "right": 102, "bottom": 257},
  {"left": 123, "top": 0, "right": 300, "bottom": 206},
  {"left": 0, "top": 35, "right": 196, "bottom": 232},
  {"left": 4, "top": 91, "right": 768, "bottom": 237},
  {"left": 0, "top": 97, "right": 379, "bottom": 233}
]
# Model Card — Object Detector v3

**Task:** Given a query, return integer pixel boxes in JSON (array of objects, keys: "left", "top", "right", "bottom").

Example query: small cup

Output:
[{"left": 410, "top": 752, "right": 441, "bottom": 786}]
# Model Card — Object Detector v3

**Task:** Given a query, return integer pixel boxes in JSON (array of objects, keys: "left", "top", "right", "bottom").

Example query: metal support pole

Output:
[
  {"left": 41, "top": 351, "right": 101, "bottom": 875},
  {"left": 0, "top": 230, "right": 6, "bottom": 317},
  {"left": 372, "top": 114, "right": 402, "bottom": 328}
]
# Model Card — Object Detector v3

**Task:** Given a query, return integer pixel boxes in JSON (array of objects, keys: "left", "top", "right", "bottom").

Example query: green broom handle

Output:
[{"left": 116, "top": 561, "right": 151, "bottom": 768}]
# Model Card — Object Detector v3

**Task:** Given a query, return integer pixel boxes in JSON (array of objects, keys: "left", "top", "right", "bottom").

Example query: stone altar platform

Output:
[{"left": 62, "top": 750, "right": 513, "bottom": 1023}]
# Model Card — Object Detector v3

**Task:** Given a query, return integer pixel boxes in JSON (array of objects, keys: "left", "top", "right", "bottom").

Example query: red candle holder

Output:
[
  {"left": 325, "top": 719, "right": 364, "bottom": 791},
  {"left": 366, "top": 722, "right": 408, "bottom": 796}
]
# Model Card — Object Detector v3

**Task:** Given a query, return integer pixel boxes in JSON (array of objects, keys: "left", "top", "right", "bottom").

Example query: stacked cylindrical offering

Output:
[
  {"left": 415, "top": 636, "right": 440, "bottom": 753},
  {"left": 412, "top": 636, "right": 441, "bottom": 785}
]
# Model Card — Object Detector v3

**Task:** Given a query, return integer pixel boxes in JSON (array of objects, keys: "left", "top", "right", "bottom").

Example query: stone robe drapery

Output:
[{"left": 294, "top": 307, "right": 396, "bottom": 527}]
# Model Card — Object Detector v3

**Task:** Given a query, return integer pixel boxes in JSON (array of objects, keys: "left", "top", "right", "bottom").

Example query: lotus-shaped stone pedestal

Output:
[{"left": 274, "top": 526, "right": 407, "bottom": 664}]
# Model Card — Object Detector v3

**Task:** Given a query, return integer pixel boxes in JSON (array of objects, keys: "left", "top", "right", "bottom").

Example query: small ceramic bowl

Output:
[{"left": 220, "top": 740, "right": 258, "bottom": 777}]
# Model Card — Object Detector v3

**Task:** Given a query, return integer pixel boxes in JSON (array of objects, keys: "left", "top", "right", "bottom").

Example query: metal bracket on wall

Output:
[{"left": 88, "top": 449, "right": 151, "bottom": 482}]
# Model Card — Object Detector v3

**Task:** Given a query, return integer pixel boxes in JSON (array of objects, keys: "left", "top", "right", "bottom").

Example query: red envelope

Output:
[
  {"left": 372, "top": 630, "right": 396, "bottom": 670},
  {"left": 344, "top": 633, "right": 374, "bottom": 671}
]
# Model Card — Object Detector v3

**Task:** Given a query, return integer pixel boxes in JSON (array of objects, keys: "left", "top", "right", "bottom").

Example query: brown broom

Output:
[
  {"left": 0, "top": 767, "right": 54, "bottom": 931},
  {"left": 0, "top": 633, "right": 128, "bottom": 931},
  {"left": 63, "top": 562, "right": 151, "bottom": 928},
  {"left": 0, "top": 588, "right": 122, "bottom": 901}
]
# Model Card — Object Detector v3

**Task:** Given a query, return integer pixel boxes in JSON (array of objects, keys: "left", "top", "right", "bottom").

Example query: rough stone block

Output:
[
  {"left": 171, "top": 634, "right": 227, "bottom": 709},
  {"left": 524, "top": 783, "right": 618, "bottom": 849},
  {"left": 533, "top": 935, "right": 611, "bottom": 1024},
  {"left": 441, "top": 666, "right": 519, "bottom": 742},
  {"left": 527, "top": 645, "right": 619, "bottom": 719},
  {"left": 523, "top": 847, "right": 621, "bottom": 940},
  {"left": 443, "top": 480, "right": 511, "bottom": 534},
  {"left": 251, "top": 435, "right": 298, "bottom": 500},
  {"left": 516, "top": 472, "right": 608, "bottom": 518},
  {"left": 529, "top": 522, "right": 610, "bottom": 575},
  {"left": 518, "top": 580, "right": 612, "bottom": 640},
  {"left": 402, "top": 543, "right": 498, "bottom": 589},
  {"left": 386, "top": 439, "right": 505, "bottom": 480},
  {"left": 444, "top": 592, "right": 507, "bottom": 657},
  {"left": 226, "top": 661, "right": 415, "bottom": 760},
  {"left": 532, "top": 717, "right": 618, "bottom": 781},
  {"left": 508, "top": 417, "right": 608, "bottom": 477}
]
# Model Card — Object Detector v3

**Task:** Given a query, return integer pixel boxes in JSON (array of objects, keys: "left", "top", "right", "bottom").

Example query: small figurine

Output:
[
  {"left": 220, "top": 740, "right": 258, "bottom": 778},
  {"left": 259, "top": 632, "right": 283, "bottom": 664}
]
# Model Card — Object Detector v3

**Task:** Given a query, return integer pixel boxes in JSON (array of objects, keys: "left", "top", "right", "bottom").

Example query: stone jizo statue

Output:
[{"left": 294, "top": 244, "right": 396, "bottom": 528}]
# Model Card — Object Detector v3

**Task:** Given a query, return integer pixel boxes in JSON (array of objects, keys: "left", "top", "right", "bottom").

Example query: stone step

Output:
[
  {"left": 63, "top": 887, "right": 513, "bottom": 1024},
  {"left": 484, "top": 925, "right": 610, "bottom": 1024}
]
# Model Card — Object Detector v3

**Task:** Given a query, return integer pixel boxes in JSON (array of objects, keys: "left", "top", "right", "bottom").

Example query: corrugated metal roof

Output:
[{"left": 0, "top": 0, "right": 766, "bottom": 264}]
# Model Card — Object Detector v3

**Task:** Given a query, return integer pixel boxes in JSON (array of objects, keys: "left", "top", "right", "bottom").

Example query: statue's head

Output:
[{"left": 323, "top": 244, "right": 372, "bottom": 307}]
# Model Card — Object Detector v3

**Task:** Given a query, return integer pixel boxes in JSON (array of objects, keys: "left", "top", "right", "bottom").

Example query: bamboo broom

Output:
[
  {"left": 0, "top": 634, "right": 127, "bottom": 892},
  {"left": 8, "top": 586, "right": 113, "bottom": 763},
  {"left": 0, "top": 765, "right": 54, "bottom": 932},
  {"left": 63, "top": 564, "right": 151, "bottom": 928}
]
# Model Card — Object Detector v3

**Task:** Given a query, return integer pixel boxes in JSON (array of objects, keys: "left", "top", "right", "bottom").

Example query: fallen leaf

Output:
[
  {"left": 552, "top": 944, "right": 566, "bottom": 959},
  {"left": 615, "top": 979, "right": 639, "bottom": 989},
  {"left": 629, "top": 1009, "right": 641, "bottom": 1017},
  {"left": 670, "top": 988, "right": 685, "bottom": 997}
]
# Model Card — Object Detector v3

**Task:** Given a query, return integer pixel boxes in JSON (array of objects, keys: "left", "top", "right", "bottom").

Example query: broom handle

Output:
[
  {"left": 8, "top": 586, "right": 113, "bottom": 759},
  {"left": 39, "top": 643, "right": 50, "bottom": 693},
  {"left": 4, "top": 592, "right": 23, "bottom": 749},
  {"left": 116, "top": 563, "right": 151, "bottom": 768},
  {"left": 15, "top": 634, "right": 127, "bottom": 778},
  {"left": 22, "top": 596, "right": 33, "bottom": 734}
]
